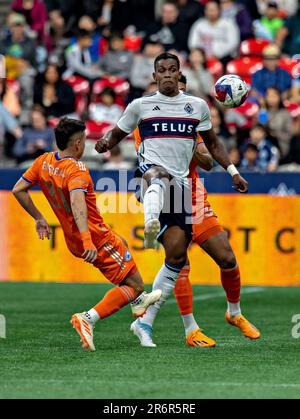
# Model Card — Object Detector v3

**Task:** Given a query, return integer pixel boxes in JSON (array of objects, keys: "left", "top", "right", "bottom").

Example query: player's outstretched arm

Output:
[
  {"left": 70, "top": 189, "right": 98, "bottom": 264},
  {"left": 12, "top": 179, "right": 50, "bottom": 240},
  {"left": 95, "top": 126, "right": 129, "bottom": 154},
  {"left": 193, "top": 142, "right": 213, "bottom": 171},
  {"left": 201, "top": 128, "right": 249, "bottom": 193}
]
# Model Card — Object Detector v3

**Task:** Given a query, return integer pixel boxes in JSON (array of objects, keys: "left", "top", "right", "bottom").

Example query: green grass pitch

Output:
[{"left": 0, "top": 283, "right": 300, "bottom": 399}]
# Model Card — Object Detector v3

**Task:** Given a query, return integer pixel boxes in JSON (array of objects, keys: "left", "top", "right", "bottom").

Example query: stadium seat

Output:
[
  {"left": 91, "top": 76, "right": 130, "bottom": 107},
  {"left": 225, "top": 100, "right": 260, "bottom": 130},
  {"left": 124, "top": 35, "right": 142, "bottom": 52},
  {"left": 207, "top": 58, "right": 223, "bottom": 82},
  {"left": 85, "top": 119, "right": 114, "bottom": 140},
  {"left": 240, "top": 38, "right": 270, "bottom": 57},
  {"left": 47, "top": 117, "right": 59, "bottom": 128},
  {"left": 226, "top": 57, "right": 263, "bottom": 84},
  {"left": 63, "top": 75, "right": 90, "bottom": 116},
  {"left": 285, "top": 103, "right": 300, "bottom": 119},
  {"left": 279, "top": 58, "right": 300, "bottom": 79}
]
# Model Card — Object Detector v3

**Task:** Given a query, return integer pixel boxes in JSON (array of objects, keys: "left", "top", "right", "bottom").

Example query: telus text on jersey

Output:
[{"left": 152, "top": 123, "right": 195, "bottom": 133}]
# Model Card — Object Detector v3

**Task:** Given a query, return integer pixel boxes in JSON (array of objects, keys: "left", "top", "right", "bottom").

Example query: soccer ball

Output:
[{"left": 214, "top": 74, "right": 248, "bottom": 108}]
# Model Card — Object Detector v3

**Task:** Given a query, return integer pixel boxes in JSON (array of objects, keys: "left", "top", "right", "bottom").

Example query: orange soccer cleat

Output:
[
  {"left": 186, "top": 328, "right": 216, "bottom": 348},
  {"left": 226, "top": 312, "right": 261, "bottom": 340},
  {"left": 70, "top": 312, "right": 96, "bottom": 351}
]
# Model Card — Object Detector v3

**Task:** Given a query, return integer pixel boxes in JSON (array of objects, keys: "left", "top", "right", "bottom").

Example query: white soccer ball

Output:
[{"left": 214, "top": 74, "right": 249, "bottom": 108}]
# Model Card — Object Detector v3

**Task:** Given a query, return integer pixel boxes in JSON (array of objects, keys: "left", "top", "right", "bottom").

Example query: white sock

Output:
[
  {"left": 143, "top": 180, "right": 165, "bottom": 224},
  {"left": 84, "top": 308, "right": 100, "bottom": 323},
  {"left": 142, "top": 262, "right": 181, "bottom": 327},
  {"left": 227, "top": 302, "right": 241, "bottom": 317},
  {"left": 182, "top": 314, "right": 199, "bottom": 336}
]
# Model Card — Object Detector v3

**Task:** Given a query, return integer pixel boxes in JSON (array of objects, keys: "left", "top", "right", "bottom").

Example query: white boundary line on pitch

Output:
[{"left": 166, "top": 287, "right": 265, "bottom": 305}]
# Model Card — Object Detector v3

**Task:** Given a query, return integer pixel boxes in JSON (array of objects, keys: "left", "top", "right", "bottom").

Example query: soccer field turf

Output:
[{"left": 0, "top": 283, "right": 299, "bottom": 399}]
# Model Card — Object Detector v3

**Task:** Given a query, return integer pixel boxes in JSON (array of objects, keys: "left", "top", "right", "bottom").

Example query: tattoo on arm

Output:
[{"left": 70, "top": 191, "right": 89, "bottom": 233}]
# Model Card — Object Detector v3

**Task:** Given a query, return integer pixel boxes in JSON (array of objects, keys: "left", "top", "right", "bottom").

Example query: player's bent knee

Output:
[
  {"left": 143, "top": 166, "right": 170, "bottom": 185},
  {"left": 218, "top": 252, "right": 237, "bottom": 270},
  {"left": 166, "top": 255, "right": 187, "bottom": 269}
]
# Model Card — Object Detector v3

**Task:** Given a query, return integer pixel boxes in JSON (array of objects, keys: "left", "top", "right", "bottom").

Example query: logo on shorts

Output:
[
  {"left": 124, "top": 251, "right": 132, "bottom": 262},
  {"left": 184, "top": 103, "right": 193, "bottom": 114}
]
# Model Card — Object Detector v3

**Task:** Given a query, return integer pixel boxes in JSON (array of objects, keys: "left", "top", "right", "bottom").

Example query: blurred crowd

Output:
[{"left": 0, "top": 0, "right": 299, "bottom": 172}]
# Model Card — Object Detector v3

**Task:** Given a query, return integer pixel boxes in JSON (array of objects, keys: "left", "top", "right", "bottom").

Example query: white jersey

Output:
[{"left": 117, "top": 91, "right": 212, "bottom": 179}]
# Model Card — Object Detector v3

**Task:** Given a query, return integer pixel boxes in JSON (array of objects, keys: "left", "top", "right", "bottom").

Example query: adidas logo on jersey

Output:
[{"left": 152, "top": 106, "right": 161, "bottom": 111}]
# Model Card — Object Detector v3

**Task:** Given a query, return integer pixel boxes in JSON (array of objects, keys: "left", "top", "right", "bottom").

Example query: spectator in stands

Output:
[
  {"left": 97, "top": 0, "right": 113, "bottom": 28},
  {"left": 0, "top": 13, "right": 37, "bottom": 124},
  {"left": 281, "top": 134, "right": 300, "bottom": 166},
  {"left": 110, "top": 0, "right": 155, "bottom": 33},
  {"left": 183, "top": 48, "right": 214, "bottom": 99},
  {"left": 276, "top": 4, "right": 300, "bottom": 58},
  {"left": 72, "top": 16, "right": 104, "bottom": 63},
  {"left": 251, "top": 44, "right": 292, "bottom": 99},
  {"left": 240, "top": 143, "right": 259, "bottom": 170},
  {"left": 177, "top": 0, "right": 204, "bottom": 27},
  {"left": 145, "top": 1, "right": 189, "bottom": 52},
  {"left": 210, "top": 105, "right": 235, "bottom": 148},
  {"left": 11, "top": 0, "right": 48, "bottom": 44},
  {"left": 256, "top": 0, "right": 298, "bottom": 18},
  {"left": 34, "top": 63, "right": 75, "bottom": 118},
  {"left": 89, "top": 87, "right": 123, "bottom": 124},
  {"left": 239, "top": 0, "right": 260, "bottom": 20},
  {"left": 265, "top": 87, "right": 293, "bottom": 158},
  {"left": 64, "top": 29, "right": 103, "bottom": 81},
  {"left": 13, "top": 105, "right": 54, "bottom": 164},
  {"left": 100, "top": 33, "right": 134, "bottom": 80},
  {"left": 102, "top": 145, "right": 134, "bottom": 170},
  {"left": 45, "top": 0, "right": 85, "bottom": 35},
  {"left": 130, "top": 40, "right": 164, "bottom": 95},
  {"left": 0, "top": 79, "right": 22, "bottom": 160},
  {"left": 188, "top": 0, "right": 240, "bottom": 65},
  {"left": 253, "top": 1, "right": 284, "bottom": 41},
  {"left": 220, "top": 0, "right": 253, "bottom": 41},
  {"left": 228, "top": 146, "right": 241, "bottom": 166},
  {"left": 244, "top": 123, "right": 279, "bottom": 171},
  {"left": 1, "top": 80, "right": 21, "bottom": 119}
]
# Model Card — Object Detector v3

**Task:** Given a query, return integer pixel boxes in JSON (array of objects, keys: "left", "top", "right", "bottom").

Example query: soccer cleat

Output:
[
  {"left": 186, "top": 328, "right": 216, "bottom": 347},
  {"left": 131, "top": 289, "right": 162, "bottom": 318},
  {"left": 70, "top": 312, "right": 96, "bottom": 351},
  {"left": 144, "top": 218, "right": 161, "bottom": 249},
  {"left": 226, "top": 312, "right": 261, "bottom": 340},
  {"left": 130, "top": 318, "right": 156, "bottom": 347}
]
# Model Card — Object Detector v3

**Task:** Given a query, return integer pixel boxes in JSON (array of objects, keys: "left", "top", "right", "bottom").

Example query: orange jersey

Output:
[
  {"left": 22, "top": 152, "right": 111, "bottom": 257},
  {"left": 134, "top": 127, "right": 142, "bottom": 152}
]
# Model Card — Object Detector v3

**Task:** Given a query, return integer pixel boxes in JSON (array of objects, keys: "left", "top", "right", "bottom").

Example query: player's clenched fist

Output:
[
  {"left": 232, "top": 174, "right": 249, "bottom": 193},
  {"left": 80, "top": 231, "right": 98, "bottom": 263},
  {"left": 95, "top": 136, "right": 112, "bottom": 154}
]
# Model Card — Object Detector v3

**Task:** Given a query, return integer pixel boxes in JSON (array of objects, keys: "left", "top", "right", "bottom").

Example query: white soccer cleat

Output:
[
  {"left": 144, "top": 218, "right": 161, "bottom": 249},
  {"left": 70, "top": 312, "right": 95, "bottom": 352},
  {"left": 131, "top": 289, "right": 162, "bottom": 318},
  {"left": 130, "top": 318, "right": 156, "bottom": 347}
]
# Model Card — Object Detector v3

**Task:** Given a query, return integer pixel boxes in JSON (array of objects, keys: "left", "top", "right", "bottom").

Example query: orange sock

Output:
[
  {"left": 174, "top": 265, "right": 193, "bottom": 316},
  {"left": 93, "top": 285, "right": 138, "bottom": 319},
  {"left": 220, "top": 265, "right": 241, "bottom": 303}
]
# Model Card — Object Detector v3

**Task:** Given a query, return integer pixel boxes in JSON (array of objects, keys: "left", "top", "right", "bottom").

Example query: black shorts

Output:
[{"left": 134, "top": 163, "right": 193, "bottom": 244}]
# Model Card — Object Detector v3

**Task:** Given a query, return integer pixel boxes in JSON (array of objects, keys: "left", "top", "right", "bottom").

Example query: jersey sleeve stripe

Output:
[
  {"left": 69, "top": 187, "right": 88, "bottom": 193},
  {"left": 21, "top": 176, "right": 32, "bottom": 184}
]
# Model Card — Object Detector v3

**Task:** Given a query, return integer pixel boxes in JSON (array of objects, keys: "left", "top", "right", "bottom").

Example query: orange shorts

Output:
[
  {"left": 192, "top": 207, "right": 224, "bottom": 246},
  {"left": 93, "top": 232, "right": 138, "bottom": 285}
]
